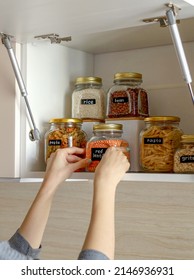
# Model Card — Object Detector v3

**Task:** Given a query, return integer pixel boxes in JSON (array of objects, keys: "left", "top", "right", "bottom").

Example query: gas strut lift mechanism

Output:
[
  {"left": 143, "top": 3, "right": 194, "bottom": 104},
  {"left": 0, "top": 33, "right": 41, "bottom": 141}
]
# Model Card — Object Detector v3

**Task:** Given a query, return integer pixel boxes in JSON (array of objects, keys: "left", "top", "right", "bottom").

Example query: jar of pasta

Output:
[
  {"left": 140, "top": 116, "right": 183, "bottom": 172},
  {"left": 86, "top": 123, "right": 130, "bottom": 172},
  {"left": 174, "top": 135, "right": 194, "bottom": 173},
  {"left": 44, "top": 118, "right": 87, "bottom": 163},
  {"left": 106, "top": 72, "right": 149, "bottom": 118},
  {"left": 72, "top": 76, "right": 105, "bottom": 120}
]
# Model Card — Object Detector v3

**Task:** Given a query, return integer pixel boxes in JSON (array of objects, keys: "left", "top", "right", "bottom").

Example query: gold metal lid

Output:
[
  {"left": 49, "top": 118, "right": 83, "bottom": 123},
  {"left": 93, "top": 123, "right": 123, "bottom": 131},
  {"left": 114, "top": 72, "right": 142, "bottom": 81},
  {"left": 75, "top": 76, "right": 102, "bottom": 85},
  {"left": 181, "top": 134, "right": 194, "bottom": 143},
  {"left": 144, "top": 116, "right": 180, "bottom": 122}
]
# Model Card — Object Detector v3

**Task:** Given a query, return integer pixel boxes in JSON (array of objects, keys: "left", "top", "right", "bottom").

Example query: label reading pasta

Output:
[
  {"left": 49, "top": 139, "right": 61, "bottom": 146},
  {"left": 81, "top": 99, "right": 96, "bottom": 105},
  {"left": 144, "top": 137, "right": 163, "bottom": 144},
  {"left": 113, "top": 97, "right": 129, "bottom": 103},
  {"left": 180, "top": 155, "right": 194, "bottom": 163},
  {"left": 91, "top": 148, "right": 107, "bottom": 161}
]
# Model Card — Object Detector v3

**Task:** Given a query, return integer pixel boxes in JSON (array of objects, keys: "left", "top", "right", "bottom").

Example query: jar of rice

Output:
[{"left": 72, "top": 76, "right": 105, "bottom": 120}]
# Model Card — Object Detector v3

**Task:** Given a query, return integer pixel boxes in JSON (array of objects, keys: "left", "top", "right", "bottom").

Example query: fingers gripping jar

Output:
[
  {"left": 44, "top": 118, "right": 87, "bottom": 161},
  {"left": 72, "top": 76, "right": 105, "bottom": 120},
  {"left": 86, "top": 123, "right": 130, "bottom": 172},
  {"left": 174, "top": 135, "right": 194, "bottom": 173},
  {"left": 106, "top": 72, "right": 149, "bottom": 118},
  {"left": 140, "top": 116, "right": 183, "bottom": 172}
]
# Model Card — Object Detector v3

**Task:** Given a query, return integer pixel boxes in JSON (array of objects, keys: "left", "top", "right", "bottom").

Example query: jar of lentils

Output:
[
  {"left": 86, "top": 123, "right": 130, "bottom": 172},
  {"left": 174, "top": 135, "right": 194, "bottom": 173},
  {"left": 140, "top": 116, "right": 183, "bottom": 172},
  {"left": 72, "top": 76, "right": 105, "bottom": 120},
  {"left": 106, "top": 72, "right": 149, "bottom": 118},
  {"left": 44, "top": 118, "right": 87, "bottom": 162}
]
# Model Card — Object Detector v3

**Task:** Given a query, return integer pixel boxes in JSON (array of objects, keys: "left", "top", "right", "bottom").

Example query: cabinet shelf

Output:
[
  {"left": 0, "top": 172, "right": 193, "bottom": 183},
  {"left": 70, "top": 172, "right": 194, "bottom": 183}
]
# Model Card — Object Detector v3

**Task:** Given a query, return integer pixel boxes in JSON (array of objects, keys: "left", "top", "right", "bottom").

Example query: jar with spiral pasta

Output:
[
  {"left": 140, "top": 116, "right": 183, "bottom": 172},
  {"left": 86, "top": 123, "right": 130, "bottom": 172},
  {"left": 72, "top": 76, "right": 105, "bottom": 120},
  {"left": 106, "top": 72, "right": 149, "bottom": 118},
  {"left": 44, "top": 118, "right": 87, "bottom": 164},
  {"left": 174, "top": 135, "right": 194, "bottom": 173}
]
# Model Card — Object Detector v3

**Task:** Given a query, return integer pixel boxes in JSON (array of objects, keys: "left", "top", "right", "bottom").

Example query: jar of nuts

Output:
[
  {"left": 72, "top": 76, "right": 105, "bottom": 120},
  {"left": 86, "top": 123, "right": 130, "bottom": 172},
  {"left": 174, "top": 135, "right": 194, "bottom": 173},
  {"left": 106, "top": 72, "right": 149, "bottom": 118},
  {"left": 140, "top": 116, "right": 183, "bottom": 173},
  {"left": 44, "top": 118, "right": 87, "bottom": 163}
]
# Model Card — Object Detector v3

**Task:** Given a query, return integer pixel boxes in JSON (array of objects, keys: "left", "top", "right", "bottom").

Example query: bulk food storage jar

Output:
[
  {"left": 86, "top": 123, "right": 130, "bottom": 172},
  {"left": 140, "top": 116, "right": 183, "bottom": 173},
  {"left": 72, "top": 76, "right": 105, "bottom": 120},
  {"left": 174, "top": 135, "right": 194, "bottom": 173},
  {"left": 44, "top": 118, "right": 87, "bottom": 163},
  {"left": 106, "top": 72, "right": 149, "bottom": 118}
]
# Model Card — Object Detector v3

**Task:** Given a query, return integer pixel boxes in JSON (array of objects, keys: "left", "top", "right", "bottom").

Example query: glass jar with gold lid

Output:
[
  {"left": 174, "top": 134, "right": 194, "bottom": 173},
  {"left": 72, "top": 76, "right": 105, "bottom": 120},
  {"left": 106, "top": 72, "right": 149, "bottom": 118},
  {"left": 44, "top": 118, "right": 87, "bottom": 162},
  {"left": 86, "top": 123, "right": 130, "bottom": 172},
  {"left": 140, "top": 116, "right": 183, "bottom": 172}
]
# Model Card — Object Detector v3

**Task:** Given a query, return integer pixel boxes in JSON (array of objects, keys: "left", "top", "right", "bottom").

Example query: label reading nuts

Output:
[
  {"left": 144, "top": 138, "right": 163, "bottom": 144},
  {"left": 180, "top": 155, "right": 194, "bottom": 163},
  {"left": 49, "top": 139, "right": 62, "bottom": 146},
  {"left": 113, "top": 97, "right": 128, "bottom": 103},
  {"left": 91, "top": 148, "right": 107, "bottom": 161},
  {"left": 81, "top": 99, "right": 96, "bottom": 105}
]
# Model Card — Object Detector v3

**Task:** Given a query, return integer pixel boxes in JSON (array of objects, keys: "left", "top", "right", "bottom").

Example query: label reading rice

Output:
[{"left": 81, "top": 99, "right": 96, "bottom": 105}]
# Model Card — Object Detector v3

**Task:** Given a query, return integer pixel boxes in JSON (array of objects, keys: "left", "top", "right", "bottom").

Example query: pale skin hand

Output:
[
  {"left": 18, "top": 147, "right": 90, "bottom": 249},
  {"left": 81, "top": 147, "right": 130, "bottom": 259}
]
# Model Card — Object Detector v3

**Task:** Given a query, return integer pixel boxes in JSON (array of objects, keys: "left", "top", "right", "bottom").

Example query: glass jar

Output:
[
  {"left": 72, "top": 76, "right": 105, "bottom": 120},
  {"left": 44, "top": 118, "right": 87, "bottom": 162},
  {"left": 106, "top": 72, "right": 149, "bottom": 118},
  {"left": 86, "top": 123, "right": 130, "bottom": 172},
  {"left": 140, "top": 116, "right": 183, "bottom": 172},
  {"left": 174, "top": 135, "right": 194, "bottom": 173}
]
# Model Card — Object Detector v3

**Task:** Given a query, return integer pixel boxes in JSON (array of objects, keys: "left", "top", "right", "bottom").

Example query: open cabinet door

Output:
[{"left": 0, "top": 42, "right": 20, "bottom": 178}]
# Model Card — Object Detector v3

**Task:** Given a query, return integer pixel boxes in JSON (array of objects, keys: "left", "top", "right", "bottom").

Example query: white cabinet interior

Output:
[{"left": 0, "top": 0, "right": 194, "bottom": 180}]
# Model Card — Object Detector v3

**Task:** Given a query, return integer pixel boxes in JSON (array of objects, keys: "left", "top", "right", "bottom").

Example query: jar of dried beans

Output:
[
  {"left": 86, "top": 123, "right": 130, "bottom": 172},
  {"left": 106, "top": 72, "right": 149, "bottom": 118},
  {"left": 72, "top": 76, "right": 105, "bottom": 120},
  {"left": 140, "top": 116, "right": 183, "bottom": 173},
  {"left": 44, "top": 118, "right": 87, "bottom": 165},
  {"left": 174, "top": 135, "right": 194, "bottom": 173}
]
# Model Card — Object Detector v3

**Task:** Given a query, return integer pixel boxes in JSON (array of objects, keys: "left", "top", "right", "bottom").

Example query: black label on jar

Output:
[
  {"left": 113, "top": 97, "right": 128, "bottom": 103},
  {"left": 81, "top": 99, "right": 96, "bottom": 105},
  {"left": 49, "top": 139, "right": 62, "bottom": 146},
  {"left": 180, "top": 155, "right": 194, "bottom": 163},
  {"left": 91, "top": 148, "right": 107, "bottom": 161},
  {"left": 144, "top": 138, "right": 163, "bottom": 144}
]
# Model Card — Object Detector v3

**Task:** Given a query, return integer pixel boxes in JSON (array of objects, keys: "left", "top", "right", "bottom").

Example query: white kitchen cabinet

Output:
[
  {"left": 0, "top": 0, "right": 194, "bottom": 261},
  {"left": 0, "top": 0, "right": 194, "bottom": 180}
]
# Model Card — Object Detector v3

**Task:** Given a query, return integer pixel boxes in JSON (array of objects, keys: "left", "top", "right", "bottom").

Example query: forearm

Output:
[
  {"left": 18, "top": 181, "right": 56, "bottom": 249},
  {"left": 81, "top": 186, "right": 116, "bottom": 259}
]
